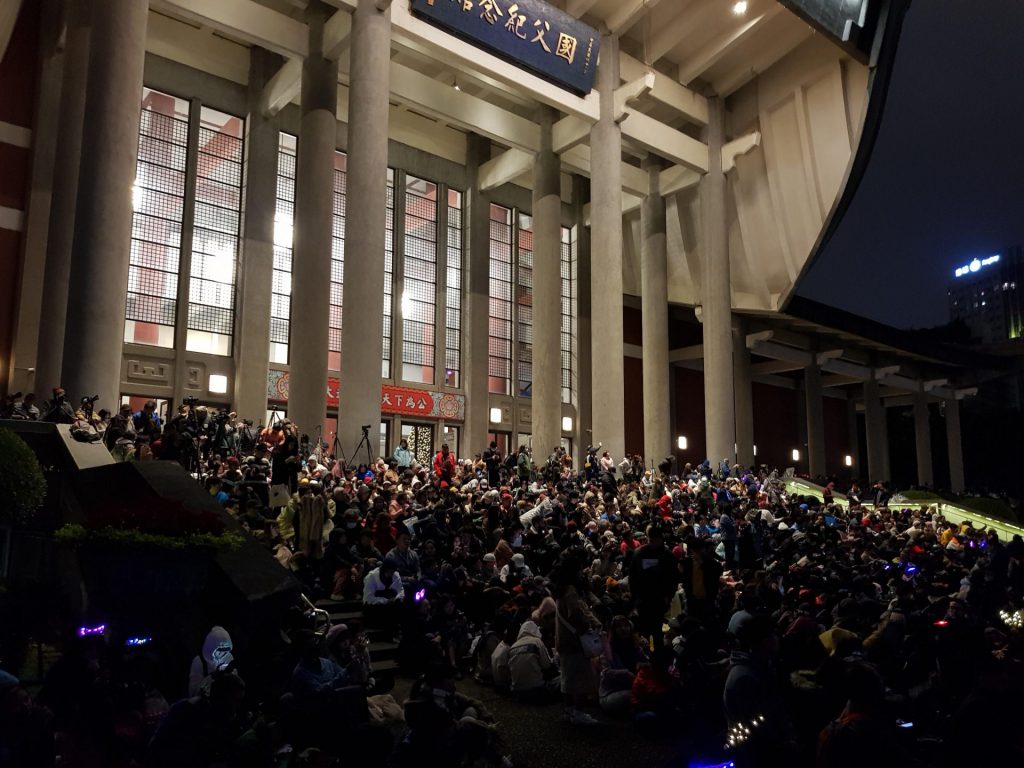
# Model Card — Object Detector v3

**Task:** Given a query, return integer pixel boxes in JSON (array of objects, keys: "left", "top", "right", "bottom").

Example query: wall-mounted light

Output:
[
  {"left": 561, "top": 416, "right": 573, "bottom": 432},
  {"left": 677, "top": 435, "right": 688, "bottom": 450},
  {"left": 208, "top": 374, "right": 228, "bottom": 394},
  {"left": 844, "top": 454, "right": 853, "bottom": 467},
  {"left": 791, "top": 448, "right": 800, "bottom": 462},
  {"left": 489, "top": 407, "right": 502, "bottom": 424},
  {"left": 732, "top": 1, "right": 749, "bottom": 16},
  {"left": 753, "top": 444, "right": 758, "bottom": 457}
]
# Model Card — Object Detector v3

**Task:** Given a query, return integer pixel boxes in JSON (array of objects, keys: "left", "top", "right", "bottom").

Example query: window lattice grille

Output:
[{"left": 487, "top": 204, "right": 513, "bottom": 394}]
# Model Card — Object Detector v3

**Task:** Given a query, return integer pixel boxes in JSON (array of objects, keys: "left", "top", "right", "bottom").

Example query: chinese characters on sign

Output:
[
  {"left": 266, "top": 370, "right": 466, "bottom": 421},
  {"left": 412, "top": 0, "right": 599, "bottom": 95}
]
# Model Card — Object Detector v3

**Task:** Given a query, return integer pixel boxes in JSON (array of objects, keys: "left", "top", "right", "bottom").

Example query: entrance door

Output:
[{"left": 401, "top": 422, "right": 434, "bottom": 466}]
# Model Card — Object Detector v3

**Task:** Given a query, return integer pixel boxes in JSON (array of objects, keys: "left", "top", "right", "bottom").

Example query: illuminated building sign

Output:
[
  {"left": 778, "top": 1, "right": 876, "bottom": 61},
  {"left": 411, "top": 0, "right": 599, "bottom": 95},
  {"left": 953, "top": 254, "right": 1000, "bottom": 278}
]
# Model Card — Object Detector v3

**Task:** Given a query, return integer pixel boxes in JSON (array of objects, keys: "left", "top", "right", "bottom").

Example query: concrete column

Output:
[
  {"left": 913, "top": 388, "right": 933, "bottom": 487},
  {"left": 945, "top": 398, "right": 964, "bottom": 492},
  {"left": 287, "top": 2, "right": 338, "bottom": 439},
  {"left": 531, "top": 107, "right": 561, "bottom": 458},
  {"left": 732, "top": 320, "right": 754, "bottom": 468},
  {"left": 35, "top": 0, "right": 90, "bottom": 392},
  {"left": 10, "top": 0, "right": 63, "bottom": 395},
  {"left": 863, "top": 378, "right": 890, "bottom": 482},
  {"left": 699, "top": 97, "right": 734, "bottom": 466},
  {"left": 573, "top": 175, "right": 592, "bottom": 465},
  {"left": 463, "top": 134, "right": 491, "bottom": 454},
  {"left": 61, "top": 0, "right": 148, "bottom": 408},
  {"left": 641, "top": 156, "right": 670, "bottom": 464},
  {"left": 589, "top": 33, "right": 625, "bottom": 460},
  {"left": 805, "top": 362, "right": 826, "bottom": 478},
  {"left": 337, "top": 0, "right": 390, "bottom": 455},
  {"left": 233, "top": 47, "right": 282, "bottom": 424}
]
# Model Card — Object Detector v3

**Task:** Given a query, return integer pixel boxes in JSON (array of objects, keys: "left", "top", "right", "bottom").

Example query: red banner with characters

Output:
[
  {"left": 267, "top": 371, "right": 464, "bottom": 421},
  {"left": 381, "top": 385, "right": 434, "bottom": 416}
]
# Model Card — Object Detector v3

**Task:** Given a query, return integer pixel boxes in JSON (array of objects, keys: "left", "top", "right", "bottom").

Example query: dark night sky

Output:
[{"left": 796, "top": 0, "right": 1024, "bottom": 329}]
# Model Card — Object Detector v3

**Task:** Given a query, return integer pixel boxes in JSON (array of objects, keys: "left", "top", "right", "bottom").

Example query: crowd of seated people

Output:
[{"left": 3, "top": 402, "right": 1024, "bottom": 767}]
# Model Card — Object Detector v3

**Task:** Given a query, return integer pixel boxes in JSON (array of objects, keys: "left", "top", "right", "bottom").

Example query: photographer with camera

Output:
[
  {"left": 69, "top": 395, "right": 103, "bottom": 443},
  {"left": 104, "top": 402, "right": 138, "bottom": 462},
  {"left": 41, "top": 387, "right": 76, "bottom": 424},
  {"left": 271, "top": 420, "right": 301, "bottom": 493}
]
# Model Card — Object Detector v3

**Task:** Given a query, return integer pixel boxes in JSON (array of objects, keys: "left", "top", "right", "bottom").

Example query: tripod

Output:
[{"left": 351, "top": 425, "right": 374, "bottom": 468}]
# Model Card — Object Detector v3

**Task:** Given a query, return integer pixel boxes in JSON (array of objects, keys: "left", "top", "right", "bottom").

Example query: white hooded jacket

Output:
[
  {"left": 508, "top": 620, "right": 552, "bottom": 693},
  {"left": 188, "top": 625, "right": 234, "bottom": 697}
]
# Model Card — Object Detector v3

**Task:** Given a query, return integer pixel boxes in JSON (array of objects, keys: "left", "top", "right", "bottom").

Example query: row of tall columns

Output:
[
  {"left": 530, "top": 108, "right": 562, "bottom": 457},
  {"left": 862, "top": 378, "right": 890, "bottom": 482},
  {"left": 232, "top": 48, "right": 282, "bottom": 424},
  {"left": 640, "top": 157, "right": 670, "bottom": 463},
  {"left": 336, "top": 0, "right": 391, "bottom": 452},
  {"left": 945, "top": 398, "right": 965, "bottom": 492},
  {"left": 805, "top": 363, "right": 826, "bottom": 477},
  {"left": 733, "top": 322, "right": 755, "bottom": 468},
  {"left": 462, "top": 135, "right": 492, "bottom": 454},
  {"left": 287, "top": 0, "right": 339, "bottom": 438},
  {"left": 61, "top": 0, "right": 148, "bottom": 408},
  {"left": 35, "top": 0, "right": 90, "bottom": 393},
  {"left": 588, "top": 33, "right": 626, "bottom": 461},
  {"left": 913, "top": 388, "right": 934, "bottom": 487},
  {"left": 699, "top": 97, "right": 735, "bottom": 465}
]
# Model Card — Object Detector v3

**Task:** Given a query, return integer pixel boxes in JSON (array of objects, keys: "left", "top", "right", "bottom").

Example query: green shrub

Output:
[
  {"left": 950, "top": 495, "right": 1015, "bottom": 523},
  {"left": 899, "top": 490, "right": 941, "bottom": 502},
  {"left": 0, "top": 428, "right": 46, "bottom": 522}
]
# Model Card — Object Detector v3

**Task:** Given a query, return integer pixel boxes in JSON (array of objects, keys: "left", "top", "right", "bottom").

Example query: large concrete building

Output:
[{"left": 0, "top": 0, "right": 976, "bottom": 488}]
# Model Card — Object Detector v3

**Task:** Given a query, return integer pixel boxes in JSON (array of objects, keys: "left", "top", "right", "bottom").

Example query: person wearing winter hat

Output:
[
  {"left": 508, "top": 620, "right": 556, "bottom": 701},
  {"left": 188, "top": 626, "right": 235, "bottom": 697}
]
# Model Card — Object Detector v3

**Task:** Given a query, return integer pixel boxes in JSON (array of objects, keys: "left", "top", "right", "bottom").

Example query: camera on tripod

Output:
[{"left": 361, "top": 424, "right": 371, "bottom": 433}]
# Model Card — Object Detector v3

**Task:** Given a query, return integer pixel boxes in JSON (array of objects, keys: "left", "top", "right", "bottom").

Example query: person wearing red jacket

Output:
[{"left": 433, "top": 442, "right": 457, "bottom": 485}]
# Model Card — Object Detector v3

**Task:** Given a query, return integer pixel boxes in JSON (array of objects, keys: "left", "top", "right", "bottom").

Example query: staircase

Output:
[{"left": 313, "top": 597, "right": 400, "bottom": 676}]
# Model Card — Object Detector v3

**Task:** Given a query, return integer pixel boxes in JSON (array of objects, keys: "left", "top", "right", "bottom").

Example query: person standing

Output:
[
  {"left": 483, "top": 441, "right": 502, "bottom": 487},
  {"left": 554, "top": 572, "right": 600, "bottom": 725},
  {"left": 628, "top": 526, "right": 679, "bottom": 649},
  {"left": 393, "top": 438, "right": 413, "bottom": 470},
  {"left": 433, "top": 442, "right": 457, "bottom": 486}
]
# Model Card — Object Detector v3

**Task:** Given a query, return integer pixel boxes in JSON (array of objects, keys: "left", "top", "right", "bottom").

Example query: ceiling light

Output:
[{"left": 732, "top": 1, "right": 749, "bottom": 16}]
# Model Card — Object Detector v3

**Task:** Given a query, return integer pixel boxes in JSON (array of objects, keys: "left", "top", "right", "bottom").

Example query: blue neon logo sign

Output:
[{"left": 954, "top": 254, "right": 1000, "bottom": 278}]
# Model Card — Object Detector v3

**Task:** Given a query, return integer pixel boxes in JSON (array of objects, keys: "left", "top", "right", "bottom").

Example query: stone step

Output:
[
  {"left": 367, "top": 640, "right": 398, "bottom": 660},
  {"left": 371, "top": 658, "right": 399, "bottom": 674}
]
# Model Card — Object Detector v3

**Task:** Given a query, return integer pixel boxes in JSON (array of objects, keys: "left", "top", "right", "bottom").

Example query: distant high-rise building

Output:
[{"left": 948, "top": 246, "right": 1024, "bottom": 343}]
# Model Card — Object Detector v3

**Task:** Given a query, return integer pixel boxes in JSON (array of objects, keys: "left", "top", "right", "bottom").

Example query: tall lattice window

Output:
[
  {"left": 560, "top": 225, "right": 576, "bottom": 405},
  {"left": 328, "top": 151, "right": 347, "bottom": 371},
  {"left": 125, "top": 88, "right": 189, "bottom": 348},
  {"left": 516, "top": 213, "right": 534, "bottom": 398},
  {"left": 488, "top": 204, "right": 513, "bottom": 395},
  {"left": 383, "top": 169, "right": 395, "bottom": 378},
  {"left": 186, "top": 106, "right": 244, "bottom": 355},
  {"left": 270, "top": 132, "right": 296, "bottom": 364},
  {"left": 401, "top": 175, "right": 438, "bottom": 385},
  {"left": 444, "top": 189, "right": 463, "bottom": 387}
]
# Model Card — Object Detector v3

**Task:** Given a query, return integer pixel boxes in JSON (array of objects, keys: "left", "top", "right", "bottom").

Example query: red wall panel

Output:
[
  {"left": 623, "top": 355, "right": 644, "bottom": 456},
  {"left": 823, "top": 396, "right": 851, "bottom": 475},
  {"left": 623, "top": 305, "right": 642, "bottom": 347},
  {"left": 752, "top": 381, "right": 799, "bottom": 469},
  {"left": 672, "top": 367, "right": 706, "bottom": 467}
]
